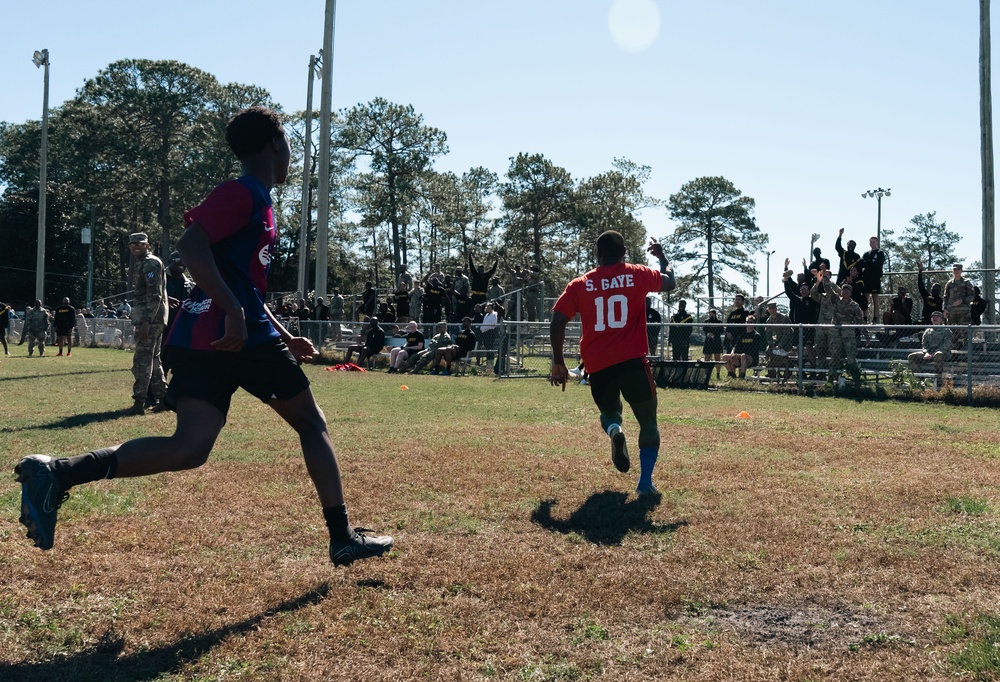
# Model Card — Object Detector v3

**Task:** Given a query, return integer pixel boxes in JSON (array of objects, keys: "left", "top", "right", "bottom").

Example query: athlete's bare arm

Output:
[
  {"left": 549, "top": 310, "right": 570, "bottom": 391},
  {"left": 176, "top": 223, "right": 246, "bottom": 352}
]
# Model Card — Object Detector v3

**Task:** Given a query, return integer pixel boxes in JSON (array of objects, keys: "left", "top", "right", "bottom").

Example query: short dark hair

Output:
[
  {"left": 226, "top": 107, "right": 283, "bottom": 159},
  {"left": 596, "top": 230, "right": 626, "bottom": 262}
]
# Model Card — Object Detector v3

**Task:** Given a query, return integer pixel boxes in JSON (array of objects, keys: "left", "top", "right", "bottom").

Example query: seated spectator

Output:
[
  {"left": 722, "top": 315, "right": 763, "bottom": 379},
  {"left": 403, "top": 322, "right": 452, "bottom": 373},
  {"left": 431, "top": 317, "right": 477, "bottom": 375},
  {"left": 388, "top": 321, "right": 424, "bottom": 373},
  {"left": 344, "top": 316, "right": 386, "bottom": 366},
  {"left": 907, "top": 311, "right": 951, "bottom": 373}
]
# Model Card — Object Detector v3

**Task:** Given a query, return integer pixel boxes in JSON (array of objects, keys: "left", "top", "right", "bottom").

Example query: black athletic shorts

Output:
[
  {"left": 163, "top": 339, "right": 310, "bottom": 417},
  {"left": 588, "top": 356, "right": 657, "bottom": 413}
]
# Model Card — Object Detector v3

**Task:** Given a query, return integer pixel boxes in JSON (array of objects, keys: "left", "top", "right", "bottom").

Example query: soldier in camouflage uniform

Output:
[
  {"left": 943, "top": 263, "right": 975, "bottom": 348},
  {"left": 127, "top": 232, "right": 168, "bottom": 415},
  {"left": 808, "top": 268, "right": 838, "bottom": 371},
  {"left": 830, "top": 282, "right": 867, "bottom": 376},
  {"left": 23, "top": 300, "right": 51, "bottom": 357},
  {"left": 908, "top": 310, "right": 952, "bottom": 373}
]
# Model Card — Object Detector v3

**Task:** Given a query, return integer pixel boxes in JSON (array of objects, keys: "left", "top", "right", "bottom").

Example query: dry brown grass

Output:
[{"left": 2, "top": 349, "right": 1000, "bottom": 680}]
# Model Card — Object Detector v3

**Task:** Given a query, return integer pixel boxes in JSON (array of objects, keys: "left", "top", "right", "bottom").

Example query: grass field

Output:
[{"left": 2, "top": 348, "right": 1000, "bottom": 681}]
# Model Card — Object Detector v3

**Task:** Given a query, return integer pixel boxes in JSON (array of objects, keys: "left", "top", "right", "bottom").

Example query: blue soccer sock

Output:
[{"left": 638, "top": 447, "right": 658, "bottom": 488}]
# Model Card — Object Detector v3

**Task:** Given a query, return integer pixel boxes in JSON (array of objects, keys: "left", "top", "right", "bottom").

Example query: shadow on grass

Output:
[
  {"left": 0, "top": 409, "right": 135, "bottom": 434},
  {"left": 0, "top": 368, "right": 128, "bottom": 383},
  {"left": 531, "top": 491, "right": 687, "bottom": 545},
  {"left": 0, "top": 583, "right": 331, "bottom": 681}
]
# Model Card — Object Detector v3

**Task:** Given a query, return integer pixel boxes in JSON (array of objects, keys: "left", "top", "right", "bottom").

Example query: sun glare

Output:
[{"left": 608, "top": 0, "right": 661, "bottom": 53}]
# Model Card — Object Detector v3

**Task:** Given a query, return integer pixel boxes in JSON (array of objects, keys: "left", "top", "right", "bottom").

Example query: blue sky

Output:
[{"left": 1, "top": 0, "right": 991, "bottom": 292}]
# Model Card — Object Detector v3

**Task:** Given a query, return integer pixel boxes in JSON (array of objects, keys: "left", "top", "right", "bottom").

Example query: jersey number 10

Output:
[{"left": 593, "top": 295, "right": 628, "bottom": 331}]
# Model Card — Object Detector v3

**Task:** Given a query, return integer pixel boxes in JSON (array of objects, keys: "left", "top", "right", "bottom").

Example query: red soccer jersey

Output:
[{"left": 553, "top": 262, "right": 662, "bottom": 374}]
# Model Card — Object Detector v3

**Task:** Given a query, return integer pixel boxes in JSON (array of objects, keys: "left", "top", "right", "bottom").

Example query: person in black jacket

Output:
[
  {"left": 668, "top": 300, "right": 693, "bottom": 360},
  {"left": 834, "top": 229, "right": 862, "bottom": 285},
  {"left": 916, "top": 260, "right": 943, "bottom": 325},
  {"left": 971, "top": 286, "right": 989, "bottom": 325},
  {"left": 345, "top": 317, "right": 385, "bottom": 366}
]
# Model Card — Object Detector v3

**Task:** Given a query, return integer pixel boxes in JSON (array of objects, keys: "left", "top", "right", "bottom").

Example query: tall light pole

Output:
[
  {"left": 297, "top": 54, "right": 321, "bottom": 300},
  {"left": 766, "top": 249, "right": 776, "bottom": 296},
  {"left": 862, "top": 187, "right": 891, "bottom": 243},
  {"left": 33, "top": 49, "right": 50, "bottom": 303},
  {"left": 315, "top": 0, "right": 337, "bottom": 302}
]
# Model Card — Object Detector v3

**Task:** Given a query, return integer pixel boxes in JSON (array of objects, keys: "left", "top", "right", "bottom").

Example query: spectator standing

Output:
[
  {"left": 53, "top": 297, "right": 77, "bottom": 357},
  {"left": 907, "top": 311, "right": 951, "bottom": 373},
  {"left": 117, "top": 299, "right": 132, "bottom": 319},
  {"left": 408, "top": 281, "right": 423, "bottom": 323},
  {"left": 702, "top": 309, "right": 724, "bottom": 377},
  {"left": 809, "top": 247, "right": 831, "bottom": 274},
  {"left": 453, "top": 267, "right": 471, "bottom": 321},
  {"left": 329, "top": 288, "right": 345, "bottom": 340},
  {"left": 784, "top": 273, "right": 819, "bottom": 366},
  {"left": 763, "top": 301, "right": 793, "bottom": 380},
  {"left": 422, "top": 276, "right": 445, "bottom": 323},
  {"left": 468, "top": 250, "right": 499, "bottom": 309},
  {"left": 669, "top": 300, "right": 693, "bottom": 361},
  {"left": 164, "top": 252, "right": 195, "bottom": 372},
  {"left": 397, "top": 266, "right": 414, "bottom": 292},
  {"left": 943, "top": 263, "right": 975, "bottom": 347},
  {"left": 834, "top": 229, "right": 862, "bottom": 285},
  {"left": 861, "top": 236, "right": 887, "bottom": 323},
  {"left": 883, "top": 286, "right": 913, "bottom": 325},
  {"left": 14, "top": 107, "right": 391, "bottom": 564},
  {"left": 830, "top": 282, "right": 867, "bottom": 377},
  {"left": 392, "top": 282, "right": 410, "bottom": 323},
  {"left": 724, "top": 294, "right": 749, "bottom": 346},
  {"left": 478, "top": 302, "right": 499, "bottom": 354},
  {"left": 0, "top": 300, "right": 11, "bottom": 356},
  {"left": 23, "top": 300, "right": 50, "bottom": 357},
  {"left": 917, "top": 260, "right": 944, "bottom": 325},
  {"left": 360, "top": 281, "right": 376, "bottom": 321},
  {"left": 971, "top": 286, "right": 989, "bottom": 325},
  {"left": 127, "top": 232, "right": 169, "bottom": 415},
  {"left": 313, "top": 296, "right": 330, "bottom": 346},
  {"left": 549, "top": 232, "right": 675, "bottom": 496},
  {"left": 486, "top": 277, "right": 505, "bottom": 304},
  {"left": 842, "top": 266, "right": 868, "bottom": 320},
  {"left": 645, "top": 297, "right": 662, "bottom": 356},
  {"left": 882, "top": 285, "right": 914, "bottom": 345},
  {"left": 809, "top": 267, "right": 838, "bottom": 371}
]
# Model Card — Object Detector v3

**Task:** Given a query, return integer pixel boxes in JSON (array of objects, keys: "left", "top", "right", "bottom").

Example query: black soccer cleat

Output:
[
  {"left": 329, "top": 528, "right": 394, "bottom": 567},
  {"left": 610, "top": 427, "right": 630, "bottom": 473},
  {"left": 14, "top": 455, "right": 68, "bottom": 551}
]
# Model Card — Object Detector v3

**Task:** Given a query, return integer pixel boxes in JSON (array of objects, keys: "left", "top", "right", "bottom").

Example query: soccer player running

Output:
[
  {"left": 14, "top": 107, "right": 393, "bottom": 566},
  {"left": 549, "top": 231, "right": 675, "bottom": 495}
]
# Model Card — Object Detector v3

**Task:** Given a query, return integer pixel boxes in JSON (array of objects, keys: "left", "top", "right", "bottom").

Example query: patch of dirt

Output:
[{"left": 686, "top": 603, "right": 901, "bottom": 650}]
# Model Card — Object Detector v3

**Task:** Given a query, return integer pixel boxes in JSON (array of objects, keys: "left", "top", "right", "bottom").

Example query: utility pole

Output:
[
  {"left": 297, "top": 54, "right": 320, "bottom": 300},
  {"left": 315, "top": 0, "right": 337, "bottom": 302},
  {"left": 982, "top": 0, "right": 996, "bottom": 323},
  {"left": 33, "top": 49, "right": 50, "bottom": 303}
]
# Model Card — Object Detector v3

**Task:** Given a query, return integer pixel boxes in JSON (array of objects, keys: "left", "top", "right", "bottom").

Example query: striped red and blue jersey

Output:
[{"left": 166, "top": 176, "right": 280, "bottom": 351}]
